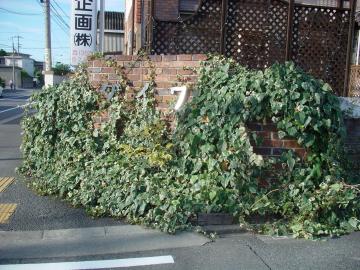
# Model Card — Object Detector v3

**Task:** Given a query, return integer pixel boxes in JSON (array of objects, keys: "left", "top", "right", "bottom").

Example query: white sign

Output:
[{"left": 70, "top": 0, "right": 97, "bottom": 65}]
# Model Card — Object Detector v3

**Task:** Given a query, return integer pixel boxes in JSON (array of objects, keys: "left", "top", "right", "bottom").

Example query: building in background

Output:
[
  {"left": 124, "top": 0, "right": 200, "bottom": 55},
  {"left": 3, "top": 53, "right": 35, "bottom": 76},
  {"left": 0, "top": 52, "right": 39, "bottom": 88},
  {"left": 124, "top": 0, "right": 151, "bottom": 55},
  {"left": 0, "top": 65, "right": 21, "bottom": 88},
  {"left": 34, "top": 60, "right": 45, "bottom": 73},
  {"left": 97, "top": 11, "right": 124, "bottom": 54}
]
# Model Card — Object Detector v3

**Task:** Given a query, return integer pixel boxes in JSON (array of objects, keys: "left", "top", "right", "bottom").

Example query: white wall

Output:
[
  {"left": 4, "top": 56, "right": 34, "bottom": 76},
  {"left": 339, "top": 98, "right": 360, "bottom": 119},
  {"left": 0, "top": 67, "right": 21, "bottom": 88},
  {"left": 44, "top": 73, "right": 68, "bottom": 87},
  {"left": 125, "top": 0, "right": 133, "bottom": 20},
  {"left": 21, "top": 58, "right": 35, "bottom": 76}
]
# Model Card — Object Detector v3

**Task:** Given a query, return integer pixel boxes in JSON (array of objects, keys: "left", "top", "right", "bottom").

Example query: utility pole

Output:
[
  {"left": 10, "top": 35, "right": 22, "bottom": 90},
  {"left": 15, "top": 35, "right": 23, "bottom": 53},
  {"left": 11, "top": 37, "right": 16, "bottom": 90},
  {"left": 43, "top": 0, "right": 52, "bottom": 72},
  {"left": 99, "top": 0, "right": 105, "bottom": 53}
]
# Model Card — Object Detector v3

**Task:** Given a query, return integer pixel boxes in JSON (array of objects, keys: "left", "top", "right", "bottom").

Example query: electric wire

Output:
[
  {"left": 0, "top": 43, "right": 12, "bottom": 48},
  {"left": 51, "top": 15, "right": 70, "bottom": 35},
  {"left": 0, "top": 7, "right": 41, "bottom": 16},
  {"left": 50, "top": 2, "right": 70, "bottom": 29},
  {"left": 53, "top": 0, "right": 69, "bottom": 19},
  {"left": 22, "top": 47, "right": 69, "bottom": 49},
  {"left": 35, "top": 0, "right": 69, "bottom": 34},
  {"left": 45, "top": 3, "right": 70, "bottom": 35}
]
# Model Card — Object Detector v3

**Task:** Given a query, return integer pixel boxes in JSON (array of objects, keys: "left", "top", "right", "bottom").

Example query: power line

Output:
[
  {"left": 12, "top": 35, "right": 23, "bottom": 53},
  {"left": 51, "top": 15, "right": 70, "bottom": 35},
  {"left": 0, "top": 43, "right": 12, "bottom": 48},
  {"left": 35, "top": 0, "right": 42, "bottom": 7},
  {"left": 22, "top": 46, "right": 69, "bottom": 49},
  {"left": 35, "top": 0, "right": 69, "bottom": 35},
  {"left": 0, "top": 31, "right": 40, "bottom": 34},
  {"left": 0, "top": 7, "right": 41, "bottom": 16},
  {"left": 53, "top": 0, "right": 69, "bottom": 18},
  {"left": 35, "top": 1, "right": 69, "bottom": 39},
  {"left": 49, "top": 3, "right": 70, "bottom": 37},
  {"left": 50, "top": 2, "right": 70, "bottom": 29}
]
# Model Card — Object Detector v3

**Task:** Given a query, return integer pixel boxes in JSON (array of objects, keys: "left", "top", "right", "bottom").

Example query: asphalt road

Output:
[
  {"left": 0, "top": 88, "right": 123, "bottom": 231},
  {"left": 1, "top": 229, "right": 360, "bottom": 270}
]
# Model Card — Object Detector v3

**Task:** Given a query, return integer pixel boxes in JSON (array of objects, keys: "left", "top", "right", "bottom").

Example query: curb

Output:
[
  {"left": 0, "top": 225, "right": 211, "bottom": 261},
  {"left": 202, "top": 224, "right": 248, "bottom": 235}
]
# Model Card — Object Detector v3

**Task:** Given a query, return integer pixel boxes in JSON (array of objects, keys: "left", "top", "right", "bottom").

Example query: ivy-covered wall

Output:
[
  {"left": 87, "top": 55, "right": 307, "bottom": 158},
  {"left": 20, "top": 56, "right": 360, "bottom": 237},
  {"left": 87, "top": 55, "right": 360, "bottom": 162},
  {"left": 88, "top": 54, "right": 203, "bottom": 114}
]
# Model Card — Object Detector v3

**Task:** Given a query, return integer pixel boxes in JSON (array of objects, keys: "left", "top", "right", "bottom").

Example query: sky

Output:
[{"left": 0, "top": 0, "right": 125, "bottom": 66}]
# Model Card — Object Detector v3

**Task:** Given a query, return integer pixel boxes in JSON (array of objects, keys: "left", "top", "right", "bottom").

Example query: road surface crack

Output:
[{"left": 246, "top": 244, "right": 272, "bottom": 270}]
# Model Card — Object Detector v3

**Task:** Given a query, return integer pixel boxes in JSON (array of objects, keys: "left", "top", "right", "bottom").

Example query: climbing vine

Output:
[{"left": 19, "top": 56, "right": 360, "bottom": 238}]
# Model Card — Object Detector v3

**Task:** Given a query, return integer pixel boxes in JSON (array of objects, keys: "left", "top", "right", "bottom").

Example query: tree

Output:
[
  {"left": 21, "top": 69, "right": 31, "bottom": 79},
  {"left": 0, "top": 76, "right": 5, "bottom": 87},
  {"left": 53, "top": 62, "right": 71, "bottom": 76},
  {"left": 34, "top": 69, "right": 44, "bottom": 86},
  {"left": 0, "top": 49, "right": 8, "bottom": 56}
]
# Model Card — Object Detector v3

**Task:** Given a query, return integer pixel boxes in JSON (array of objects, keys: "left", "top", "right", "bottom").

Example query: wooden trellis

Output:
[
  {"left": 152, "top": 0, "right": 222, "bottom": 55},
  {"left": 291, "top": 4, "right": 350, "bottom": 95},
  {"left": 146, "top": 0, "right": 357, "bottom": 96},
  {"left": 224, "top": 0, "right": 289, "bottom": 69}
]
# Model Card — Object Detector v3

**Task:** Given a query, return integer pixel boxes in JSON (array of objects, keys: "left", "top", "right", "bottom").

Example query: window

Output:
[{"left": 179, "top": 0, "right": 200, "bottom": 16}]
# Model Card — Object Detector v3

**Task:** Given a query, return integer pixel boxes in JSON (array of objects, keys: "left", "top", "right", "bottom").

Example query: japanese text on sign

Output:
[{"left": 71, "top": 0, "right": 97, "bottom": 65}]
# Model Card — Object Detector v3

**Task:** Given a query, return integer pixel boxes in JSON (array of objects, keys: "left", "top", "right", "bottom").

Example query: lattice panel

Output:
[
  {"left": 225, "top": 0, "right": 288, "bottom": 69},
  {"left": 150, "top": 0, "right": 352, "bottom": 95},
  {"left": 152, "top": 0, "right": 222, "bottom": 55},
  {"left": 349, "top": 65, "right": 360, "bottom": 97},
  {"left": 291, "top": 5, "right": 350, "bottom": 95}
]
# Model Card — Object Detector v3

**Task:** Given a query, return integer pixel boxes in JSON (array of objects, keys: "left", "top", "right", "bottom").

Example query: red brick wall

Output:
[
  {"left": 248, "top": 122, "right": 306, "bottom": 158},
  {"left": 87, "top": 54, "right": 308, "bottom": 158},
  {"left": 135, "top": 0, "right": 141, "bottom": 23},
  {"left": 144, "top": 0, "right": 151, "bottom": 20},
  {"left": 88, "top": 54, "right": 203, "bottom": 114}
]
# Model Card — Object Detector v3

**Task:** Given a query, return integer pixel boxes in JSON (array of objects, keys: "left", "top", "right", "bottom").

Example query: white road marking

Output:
[
  {"left": 0, "top": 96, "right": 30, "bottom": 101},
  {"left": 0, "top": 255, "right": 175, "bottom": 270},
  {"left": 0, "top": 106, "right": 22, "bottom": 115},
  {"left": 0, "top": 103, "right": 34, "bottom": 115}
]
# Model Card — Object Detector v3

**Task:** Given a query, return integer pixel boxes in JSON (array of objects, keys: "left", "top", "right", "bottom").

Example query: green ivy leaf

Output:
[
  {"left": 348, "top": 217, "right": 359, "bottom": 229},
  {"left": 287, "top": 157, "right": 296, "bottom": 171},
  {"left": 209, "top": 191, "right": 217, "bottom": 201}
]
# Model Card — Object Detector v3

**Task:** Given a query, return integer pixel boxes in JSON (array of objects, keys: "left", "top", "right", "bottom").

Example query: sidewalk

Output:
[
  {"left": 0, "top": 225, "right": 210, "bottom": 262},
  {"left": 0, "top": 225, "right": 359, "bottom": 269}
]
